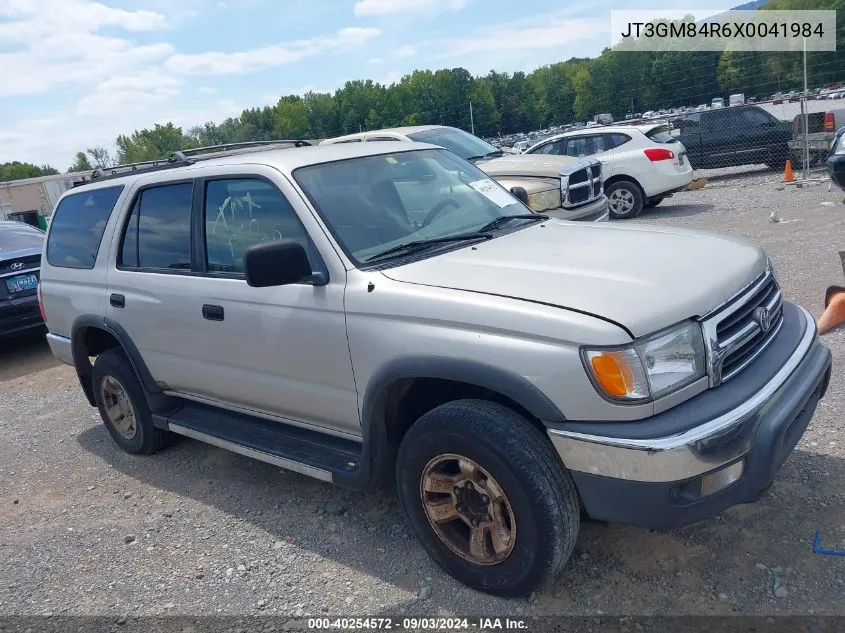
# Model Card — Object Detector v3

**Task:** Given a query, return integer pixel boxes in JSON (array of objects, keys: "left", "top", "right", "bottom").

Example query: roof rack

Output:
[{"left": 72, "top": 139, "right": 312, "bottom": 187}]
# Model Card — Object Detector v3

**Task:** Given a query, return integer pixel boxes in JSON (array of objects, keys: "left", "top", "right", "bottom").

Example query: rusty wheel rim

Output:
[
  {"left": 100, "top": 375, "right": 137, "bottom": 439},
  {"left": 419, "top": 453, "right": 516, "bottom": 565}
]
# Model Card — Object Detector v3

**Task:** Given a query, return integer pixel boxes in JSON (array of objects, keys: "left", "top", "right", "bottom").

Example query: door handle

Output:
[
  {"left": 202, "top": 304, "right": 224, "bottom": 321},
  {"left": 110, "top": 293, "right": 125, "bottom": 308}
]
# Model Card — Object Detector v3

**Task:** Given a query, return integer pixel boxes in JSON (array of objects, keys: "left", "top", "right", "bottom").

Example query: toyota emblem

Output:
[
  {"left": 10, "top": 262, "right": 24, "bottom": 270},
  {"left": 755, "top": 306, "right": 771, "bottom": 333}
]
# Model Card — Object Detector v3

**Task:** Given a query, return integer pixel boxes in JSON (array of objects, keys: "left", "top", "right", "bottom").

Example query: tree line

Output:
[{"left": 3, "top": 0, "right": 841, "bottom": 181}]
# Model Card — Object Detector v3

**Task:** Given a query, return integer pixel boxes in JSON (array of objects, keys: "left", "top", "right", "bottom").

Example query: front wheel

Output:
[
  {"left": 606, "top": 180, "right": 644, "bottom": 219},
  {"left": 395, "top": 400, "right": 580, "bottom": 597}
]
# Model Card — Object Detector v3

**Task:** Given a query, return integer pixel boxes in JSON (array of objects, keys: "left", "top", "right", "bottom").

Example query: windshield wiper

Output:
[
  {"left": 476, "top": 214, "right": 548, "bottom": 233},
  {"left": 364, "top": 233, "right": 493, "bottom": 263},
  {"left": 465, "top": 150, "right": 505, "bottom": 162}
]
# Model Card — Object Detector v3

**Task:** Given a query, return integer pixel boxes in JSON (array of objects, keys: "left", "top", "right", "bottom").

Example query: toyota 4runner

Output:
[{"left": 39, "top": 140, "right": 831, "bottom": 597}]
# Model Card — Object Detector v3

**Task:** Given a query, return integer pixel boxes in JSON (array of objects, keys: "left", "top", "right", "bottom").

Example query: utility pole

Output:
[
  {"left": 469, "top": 101, "right": 475, "bottom": 136},
  {"left": 802, "top": 37, "right": 809, "bottom": 180}
]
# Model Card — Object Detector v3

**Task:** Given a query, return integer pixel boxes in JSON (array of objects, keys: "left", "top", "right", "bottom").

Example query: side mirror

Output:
[
  {"left": 245, "top": 241, "right": 321, "bottom": 288},
  {"left": 510, "top": 186, "right": 530, "bottom": 206}
]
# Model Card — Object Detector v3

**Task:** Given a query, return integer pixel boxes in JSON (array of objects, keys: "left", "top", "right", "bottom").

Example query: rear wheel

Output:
[
  {"left": 395, "top": 399, "right": 580, "bottom": 597},
  {"left": 92, "top": 348, "right": 170, "bottom": 455},
  {"left": 606, "top": 180, "right": 644, "bottom": 219}
]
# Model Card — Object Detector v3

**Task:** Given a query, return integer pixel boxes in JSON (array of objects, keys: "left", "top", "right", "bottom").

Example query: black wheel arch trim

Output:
[
  {"left": 339, "top": 356, "right": 567, "bottom": 492},
  {"left": 362, "top": 356, "right": 567, "bottom": 426},
  {"left": 70, "top": 314, "right": 163, "bottom": 406}
]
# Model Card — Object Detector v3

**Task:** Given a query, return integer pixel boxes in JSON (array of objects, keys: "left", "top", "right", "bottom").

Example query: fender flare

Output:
[
  {"left": 70, "top": 315, "right": 163, "bottom": 406},
  {"left": 361, "top": 355, "right": 566, "bottom": 430}
]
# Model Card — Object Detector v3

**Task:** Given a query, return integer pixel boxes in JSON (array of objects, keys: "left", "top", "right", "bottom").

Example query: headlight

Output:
[
  {"left": 583, "top": 321, "right": 706, "bottom": 402},
  {"left": 527, "top": 189, "right": 562, "bottom": 212}
]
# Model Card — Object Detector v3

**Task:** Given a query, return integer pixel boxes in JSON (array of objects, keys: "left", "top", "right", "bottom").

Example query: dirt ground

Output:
[{"left": 1, "top": 170, "right": 844, "bottom": 620}]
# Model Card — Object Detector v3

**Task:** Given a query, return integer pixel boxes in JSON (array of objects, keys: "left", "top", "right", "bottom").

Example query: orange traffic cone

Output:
[{"left": 783, "top": 160, "right": 794, "bottom": 182}]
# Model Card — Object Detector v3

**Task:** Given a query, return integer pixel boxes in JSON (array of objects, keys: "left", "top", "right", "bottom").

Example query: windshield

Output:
[
  {"left": 407, "top": 128, "right": 500, "bottom": 161},
  {"left": 294, "top": 148, "right": 529, "bottom": 266}
]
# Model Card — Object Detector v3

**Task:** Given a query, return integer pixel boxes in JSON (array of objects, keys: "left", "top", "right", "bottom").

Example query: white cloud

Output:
[
  {"left": 396, "top": 44, "right": 417, "bottom": 58},
  {"left": 166, "top": 27, "right": 382, "bottom": 76},
  {"left": 380, "top": 71, "right": 403, "bottom": 86},
  {"left": 198, "top": 86, "right": 217, "bottom": 94},
  {"left": 368, "top": 57, "right": 384, "bottom": 65},
  {"left": 0, "top": 0, "right": 173, "bottom": 98},
  {"left": 75, "top": 70, "right": 180, "bottom": 116},
  {"left": 354, "top": 0, "right": 470, "bottom": 17}
]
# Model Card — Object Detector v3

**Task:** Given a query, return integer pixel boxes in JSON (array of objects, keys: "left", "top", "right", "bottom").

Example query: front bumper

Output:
[
  {"left": 546, "top": 195, "right": 609, "bottom": 222},
  {"left": 0, "top": 293, "right": 44, "bottom": 338},
  {"left": 548, "top": 304, "right": 831, "bottom": 528}
]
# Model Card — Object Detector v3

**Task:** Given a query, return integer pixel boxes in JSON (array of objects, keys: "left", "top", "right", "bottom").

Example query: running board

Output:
[{"left": 152, "top": 402, "right": 362, "bottom": 484}]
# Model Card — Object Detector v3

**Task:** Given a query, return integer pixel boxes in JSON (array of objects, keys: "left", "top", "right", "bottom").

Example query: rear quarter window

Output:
[
  {"left": 46, "top": 186, "right": 123, "bottom": 269},
  {"left": 645, "top": 127, "right": 677, "bottom": 143}
]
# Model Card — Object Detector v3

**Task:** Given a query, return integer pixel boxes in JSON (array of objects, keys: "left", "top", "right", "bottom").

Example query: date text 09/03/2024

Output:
[{"left": 307, "top": 618, "right": 529, "bottom": 630}]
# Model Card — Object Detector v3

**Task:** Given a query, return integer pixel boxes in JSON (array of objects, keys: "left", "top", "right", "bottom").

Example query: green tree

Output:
[
  {"left": 272, "top": 96, "right": 309, "bottom": 138},
  {"left": 68, "top": 152, "right": 93, "bottom": 173},
  {"left": 572, "top": 67, "right": 595, "bottom": 121},
  {"left": 0, "top": 162, "right": 59, "bottom": 182},
  {"left": 115, "top": 123, "right": 194, "bottom": 163},
  {"left": 86, "top": 146, "right": 115, "bottom": 169}
]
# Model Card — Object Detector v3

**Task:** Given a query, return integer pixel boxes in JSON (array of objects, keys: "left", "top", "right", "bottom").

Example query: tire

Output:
[
  {"left": 606, "top": 180, "right": 644, "bottom": 219},
  {"left": 395, "top": 399, "right": 580, "bottom": 597},
  {"left": 644, "top": 196, "right": 665, "bottom": 209},
  {"left": 91, "top": 348, "right": 170, "bottom": 455}
]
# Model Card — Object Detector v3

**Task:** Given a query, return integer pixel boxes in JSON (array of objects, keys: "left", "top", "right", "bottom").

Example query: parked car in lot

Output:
[
  {"left": 524, "top": 124, "right": 693, "bottom": 219},
  {"left": 789, "top": 108, "right": 845, "bottom": 166},
  {"left": 320, "top": 126, "right": 608, "bottom": 221},
  {"left": 39, "top": 140, "right": 832, "bottom": 597},
  {"left": 827, "top": 126, "right": 845, "bottom": 191},
  {"left": 0, "top": 220, "right": 45, "bottom": 338},
  {"left": 675, "top": 105, "right": 791, "bottom": 170}
]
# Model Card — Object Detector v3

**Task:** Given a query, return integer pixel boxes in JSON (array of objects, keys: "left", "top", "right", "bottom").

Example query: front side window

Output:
[
  {"left": 564, "top": 135, "right": 607, "bottom": 157},
  {"left": 203, "top": 178, "right": 314, "bottom": 274},
  {"left": 47, "top": 186, "right": 123, "bottom": 269},
  {"left": 294, "top": 149, "right": 527, "bottom": 265},
  {"left": 119, "top": 183, "right": 193, "bottom": 270},
  {"left": 528, "top": 140, "right": 565, "bottom": 155}
]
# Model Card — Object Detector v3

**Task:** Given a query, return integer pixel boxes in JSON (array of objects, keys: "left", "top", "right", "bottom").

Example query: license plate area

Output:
[
  {"left": 678, "top": 153, "right": 686, "bottom": 166},
  {"left": 5, "top": 273, "right": 38, "bottom": 294}
]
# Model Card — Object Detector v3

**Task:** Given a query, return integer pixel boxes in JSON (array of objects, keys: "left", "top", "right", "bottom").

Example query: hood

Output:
[
  {"left": 478, "top": 154, "right": 583, "bottom": 179},
  {"left": 381, "top": 221, "right": 767, "bottom": 338}
]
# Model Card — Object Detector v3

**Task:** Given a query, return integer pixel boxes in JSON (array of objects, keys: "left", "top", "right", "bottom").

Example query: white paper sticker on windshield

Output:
[{"left": 468, "top": 179, "right": 517, "bottom": 208}]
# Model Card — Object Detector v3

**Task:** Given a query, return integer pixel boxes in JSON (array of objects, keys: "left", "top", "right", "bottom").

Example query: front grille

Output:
[
  {"left": 564, "top": 161, "right": 602, "bottom": 207},
  {"left": 703, "top": 273, "right": 783, "bottom": 384}
]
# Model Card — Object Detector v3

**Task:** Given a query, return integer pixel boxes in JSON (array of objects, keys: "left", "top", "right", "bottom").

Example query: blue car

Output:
[
  {"left": 828, "top": 125, "right": 845, "bottom": 192},
  {"left": 0, "top": 220, "right": 45, "bottom": 338}
]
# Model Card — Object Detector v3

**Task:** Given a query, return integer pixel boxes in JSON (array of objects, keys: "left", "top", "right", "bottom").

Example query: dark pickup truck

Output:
[{"left": 673, "top": 105, "right": 792, "bottom": 170}]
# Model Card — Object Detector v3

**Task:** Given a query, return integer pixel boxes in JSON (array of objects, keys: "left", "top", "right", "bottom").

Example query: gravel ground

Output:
[{"left": 2, "top": 173, "right": 845, "bottom": 620}]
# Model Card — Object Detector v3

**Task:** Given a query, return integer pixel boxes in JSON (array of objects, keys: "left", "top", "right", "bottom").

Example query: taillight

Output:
[
  {"left": 644, "top": 148, "right": 675, "bottom": 161},
  {"left": 824, "top": 112, "right": 835, "bottom": 132},
  {"left": 37, "top": 283, "right": 46, "bottom": 322}
]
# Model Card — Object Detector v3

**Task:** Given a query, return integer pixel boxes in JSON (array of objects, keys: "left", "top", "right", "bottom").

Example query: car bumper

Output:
[
  {"left": 639, "top": 162, "right": 694, "bottom": 198},
  {"left": 546, "top": 195, "right": 609, "bottom": 222},
  {"left": 0, "top": 293, "right": 44, "bottom": 337},
  {"left": 548, "top": 304, "right": 831, "bottom": 528},
  {"left": 46, "top": 332, "right": 74, "bottom": 365}
]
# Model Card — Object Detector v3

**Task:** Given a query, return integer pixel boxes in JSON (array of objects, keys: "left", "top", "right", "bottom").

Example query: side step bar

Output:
[{"left": 152, "top": 401, "right": 363, "bottom": 485}]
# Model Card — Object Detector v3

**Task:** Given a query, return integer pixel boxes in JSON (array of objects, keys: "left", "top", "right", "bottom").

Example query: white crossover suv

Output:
[{"left": 525, "top": 124, "right": 694, "bottom": 219}]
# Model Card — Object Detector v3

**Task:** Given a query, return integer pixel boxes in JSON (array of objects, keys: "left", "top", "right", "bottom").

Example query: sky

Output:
[{"left": 0, "top": 0, "right": 730, "bottom": 169}]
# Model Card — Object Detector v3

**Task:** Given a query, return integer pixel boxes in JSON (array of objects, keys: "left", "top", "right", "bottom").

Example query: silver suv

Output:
[{"left": 39, "top": 140, "right": 831, "bottom": 597}]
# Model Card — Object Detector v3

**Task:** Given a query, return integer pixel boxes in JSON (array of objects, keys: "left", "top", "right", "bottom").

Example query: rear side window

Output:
[
  {"left": 119, "top": 183, "right": 193, "bottom": 271},
  {"left": 46, "top": 186, "right": 123, "bottom": 269},
  {"left": 644, "top": 127, "right": 677, "bottom": 144},
  {"left": 606, "top": 133, "right": 632, "bottom": 148}
]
